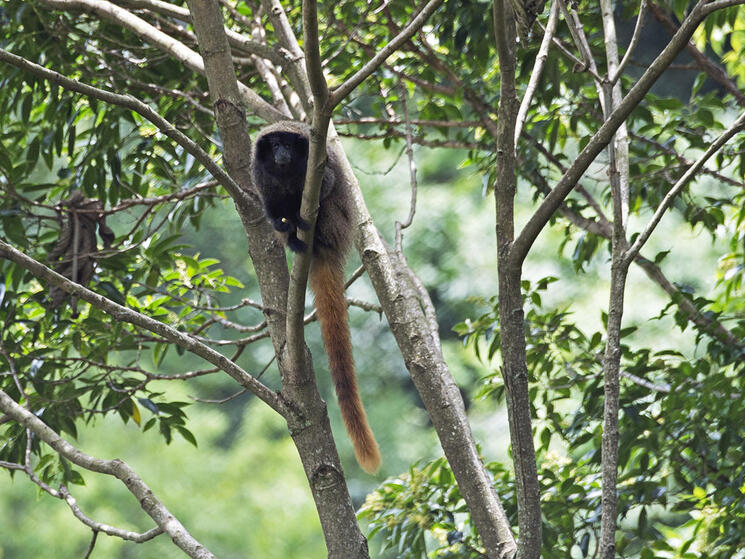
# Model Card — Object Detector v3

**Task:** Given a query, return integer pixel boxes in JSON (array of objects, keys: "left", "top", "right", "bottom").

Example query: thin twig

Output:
[
  {"left": 335, "top": 117, "right": 483, "bottom": 128},
  {"left": 610, "top": 0, "right": 648, "bottom": 85},
  {"left": 59, "top": 485, "right": 164, "bottom": 543},
  {"left": 83, "top": 530, "right": 98, "bottom": 559},
  {"left": 515, "top": 0, "right": 560, "bottom": 145},
  {"left": 625, "top": 110, "right": 745, "bottom": 264},
  {"left": 395, "top": 82, "right": 418, "bottom": 255},
  {"left": 192, "top": 355, "right": 275, "bottom": 404},
  {"left": 337, "top": 130, "right": 484, "bottom": 151},
  {"left": 329, "top": 0, "right": 445, "bottom": 106}
]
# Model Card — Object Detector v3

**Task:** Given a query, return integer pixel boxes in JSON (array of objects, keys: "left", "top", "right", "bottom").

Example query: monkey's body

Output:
[{"left": 251, "top": 121, "right": 381, "bottom": 474}]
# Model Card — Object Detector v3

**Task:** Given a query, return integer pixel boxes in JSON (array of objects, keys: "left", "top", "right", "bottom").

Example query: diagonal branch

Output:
[
  {"left": 0, "top": 48, "right": 246, "bottom": 203},
  {"left": 113, "top": 0, "right": 287, "bottom": 65},
  {"left": 511, "top": 0, "right": 743, "bottom": 267},
  {"left": 38, "top": 0, "right": 286, "bottom": 122},
  {"left": 328, "top": 0, "right": 445, "bottom": 107},
  {"left": 0, "top": 240, "right": 284, "bottom": 415},
  {"left": 260, "top": 0, "right": 313, "bottom": 108},
  {"left": 625, "top": 110, "right": 745, "bottom": 264},
  {"left": 0, "top": 389, "right": 212, "bottom": 559}
]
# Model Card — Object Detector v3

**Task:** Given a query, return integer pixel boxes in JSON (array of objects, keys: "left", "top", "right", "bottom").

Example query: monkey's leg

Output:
[{"left": 287, "top": 232, "right": 308, "bottom": 253}]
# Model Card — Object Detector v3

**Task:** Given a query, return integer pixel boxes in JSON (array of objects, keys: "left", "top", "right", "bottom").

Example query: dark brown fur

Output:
[{"left": 251, "top": 121, "right": 381, "bottom": 473}]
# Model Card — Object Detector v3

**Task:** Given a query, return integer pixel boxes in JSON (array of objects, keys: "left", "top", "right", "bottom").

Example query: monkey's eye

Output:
[{"left": 281, "top": 217, "right": 288, "bottom": 223}]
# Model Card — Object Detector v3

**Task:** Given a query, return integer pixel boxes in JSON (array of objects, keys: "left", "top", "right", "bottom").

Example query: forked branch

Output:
[{"left": 511, "top": 0, "right": 744, "bottom": 267}]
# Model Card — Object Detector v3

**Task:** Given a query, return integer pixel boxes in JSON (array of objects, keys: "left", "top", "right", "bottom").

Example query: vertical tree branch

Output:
[
  {"left": 512, "top": 0, "right": 717, "bottom": 266},
  {"left": 598, "top": 242, "right": 630, "bottom": 559},
  {"left": 285, "top": 0, "right": 331, "bottom": 380},
  {"left": 494, "top": 0, "right": 542, "bottom": 557},
  {"left": 185, "top": 2, "right": 367, "bottom": 557},
  {"left": 600, "top": 0, "right": 630, "bottom": 226},
  {"left": 597, "top": 4, "right": 633, "bottom": 539}
]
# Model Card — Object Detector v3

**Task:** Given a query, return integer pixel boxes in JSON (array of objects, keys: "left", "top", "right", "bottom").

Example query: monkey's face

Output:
[{"left": 256, "top": 131, "right": 309, "bottom": 175}]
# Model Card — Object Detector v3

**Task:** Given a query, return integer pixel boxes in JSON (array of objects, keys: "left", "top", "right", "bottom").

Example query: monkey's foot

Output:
[
  {"left": 287, "top": 235, "right": 308, "bottom": 253},
  {"left": 296, "top": 214, "right": 311, "bottom": 231}
]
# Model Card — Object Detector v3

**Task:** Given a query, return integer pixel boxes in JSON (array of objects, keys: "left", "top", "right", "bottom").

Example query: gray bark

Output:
[{"left": 186, "top": 1, "right": 368, "bottom": 556}]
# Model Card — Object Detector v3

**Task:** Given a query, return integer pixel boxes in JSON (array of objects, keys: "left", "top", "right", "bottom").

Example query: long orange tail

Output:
[{"left": 309, "top": 255, "right": 381, "bottom": 474}]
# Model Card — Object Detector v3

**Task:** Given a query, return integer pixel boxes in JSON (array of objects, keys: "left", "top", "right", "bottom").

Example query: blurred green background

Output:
[{"left": 0, "top": 134, "right": 722, "bottom": 558}]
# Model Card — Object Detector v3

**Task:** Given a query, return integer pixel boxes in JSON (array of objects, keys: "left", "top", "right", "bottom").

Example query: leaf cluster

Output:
[{"left": 0, "top": 3, "right": 255, "bottom": 484}]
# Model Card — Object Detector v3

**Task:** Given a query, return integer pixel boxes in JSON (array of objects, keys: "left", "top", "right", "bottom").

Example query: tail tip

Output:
[{"left": 356, "top": 446, "right": 382, "bottom": 475}]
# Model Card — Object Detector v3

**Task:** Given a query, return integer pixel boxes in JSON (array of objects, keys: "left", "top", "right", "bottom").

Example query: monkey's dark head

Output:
[{"left": 256, "top": 131, "right": 309, "bottom": 177}]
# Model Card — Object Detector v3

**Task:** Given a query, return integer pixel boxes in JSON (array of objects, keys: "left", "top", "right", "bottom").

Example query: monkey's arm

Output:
[
  {"left": 262, "top": 196, "right": 294, "bottom": 232},
  {"left": 264, "top": 192, "right": 309, "bottom": 236},
  {"left": 263, "top": 197, "right": 308, "bottom": 252}
]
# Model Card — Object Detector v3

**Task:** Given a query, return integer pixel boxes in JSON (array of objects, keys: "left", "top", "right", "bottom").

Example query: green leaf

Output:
[
  {"left": 175, "top": 425, "right": 197, "bottom": 447},
  {"left": 2, "top": 215, "right": 29, "bottom": 247}
]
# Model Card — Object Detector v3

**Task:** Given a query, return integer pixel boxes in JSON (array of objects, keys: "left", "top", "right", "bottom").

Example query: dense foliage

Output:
[{"left": 1, "top": 0, "right": 744, "bottom": 557}]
